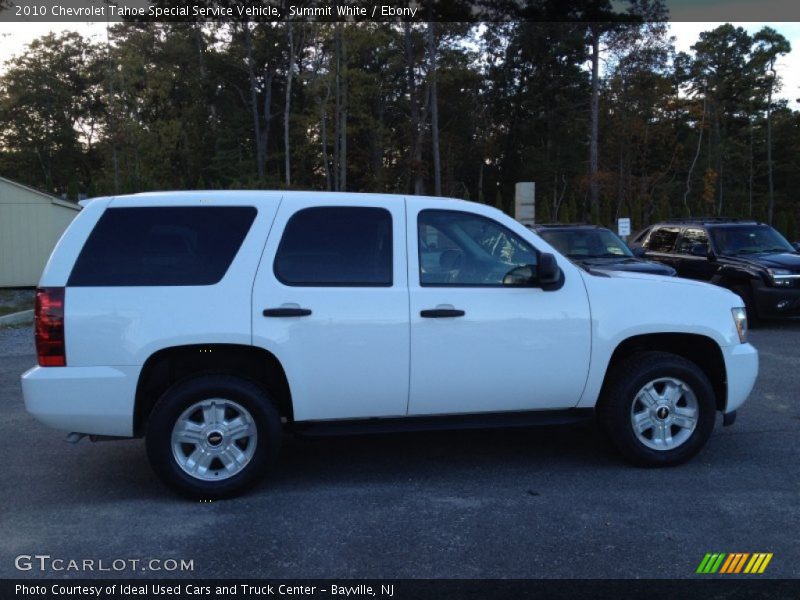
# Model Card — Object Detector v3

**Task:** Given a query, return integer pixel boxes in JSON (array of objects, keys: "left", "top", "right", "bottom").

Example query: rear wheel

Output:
[
  {"left": 146, "top": 374, "right": 282, "bottom": 499},
  {"left": 598, "top": 351, "right": 716, "bottom": 467}
]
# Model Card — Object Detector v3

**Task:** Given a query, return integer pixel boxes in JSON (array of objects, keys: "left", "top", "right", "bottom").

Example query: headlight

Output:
[
  {"left": 731, "top": 307, "right": 748, "bottom": 343},
  {"left": 768, "top": 268, "right": 793, "bottom": 287}
]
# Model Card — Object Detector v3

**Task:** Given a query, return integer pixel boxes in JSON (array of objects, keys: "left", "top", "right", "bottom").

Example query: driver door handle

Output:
[
  {"left": 263, "top": 307, "right": 312, "bottom": 317},
  {"left": 420, "top": 308, "right": 465, "bottom": 318}
]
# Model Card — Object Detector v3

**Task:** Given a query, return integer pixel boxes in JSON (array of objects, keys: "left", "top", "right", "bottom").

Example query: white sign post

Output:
[
  {"left": 617, "top": 217, "right": 631, "bottom": 238},
  {"left": 514, "top": 182, "right": 536, "bottom": 227}
]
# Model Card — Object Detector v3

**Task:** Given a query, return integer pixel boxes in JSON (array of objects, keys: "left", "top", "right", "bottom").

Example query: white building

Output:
[{"left": 0, "top": 176, "right": 80, "bottom": 287}]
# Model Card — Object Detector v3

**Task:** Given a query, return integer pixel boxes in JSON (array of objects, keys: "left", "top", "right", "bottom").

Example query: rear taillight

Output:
[{"left": 35, "top": 287, "right": 66, "bottom": 367}]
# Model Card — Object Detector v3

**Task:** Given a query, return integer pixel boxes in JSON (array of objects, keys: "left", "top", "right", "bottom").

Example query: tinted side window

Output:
[
  {"left": 676, "top": 228, "right": 709, "bottom": 254},
  {"left": 418, "top": 210, "right": 538, "bottom": 286},
  {"left": 68, "top": 206, "right": 256, "bottom": 287},
  {"left": 274, "top": 207, "right": 392, "bottom": 286},
  {"left": 647, "top": 227, "right": 680, "bottom": 253}
]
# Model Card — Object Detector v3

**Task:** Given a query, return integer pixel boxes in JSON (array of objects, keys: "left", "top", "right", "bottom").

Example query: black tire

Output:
[
  {"left": 597, "top": 351, "right": 716, "bottom": 467},
  {"left": 146, "top": 374, "right": 282, "bottom": 499},
  {"left": 732, "top": 283, "right": 759, "bottom": 327}
]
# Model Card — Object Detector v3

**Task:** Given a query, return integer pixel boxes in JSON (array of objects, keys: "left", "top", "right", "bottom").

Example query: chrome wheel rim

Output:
[
  {"left": 171, "top": 398, "right": 257, "bottom": 481},
  {"left": 630, "top": 377, "right": 698, "bottom": 451}
]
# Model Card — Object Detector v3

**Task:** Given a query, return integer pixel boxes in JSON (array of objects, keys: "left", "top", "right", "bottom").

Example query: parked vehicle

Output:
[
  {"left": 631, "top": 218, "right": 800, "bottom": 323},
  {"left": 22, "top": 192, "right": 757, "bottom": 498},
  {"left": 531, "top": 224, "right": 676, "bottom": 276}
]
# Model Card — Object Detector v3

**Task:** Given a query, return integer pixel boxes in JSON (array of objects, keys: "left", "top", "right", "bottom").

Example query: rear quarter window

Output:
[
  {"left": 68, "top": 206, "right": 257, "bottom": 286},
  {"left": 646, "top": 227, "right": 680, "bottom": 253}
]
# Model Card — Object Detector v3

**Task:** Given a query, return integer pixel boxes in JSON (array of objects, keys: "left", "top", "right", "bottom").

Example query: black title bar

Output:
[{"left": 3, "top": 0, "right": 800, "bottom": 23}]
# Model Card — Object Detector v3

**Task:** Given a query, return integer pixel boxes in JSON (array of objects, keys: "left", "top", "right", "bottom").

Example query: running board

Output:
[{"left": 291, "top": 408, "right": 594, "bottom": 437}]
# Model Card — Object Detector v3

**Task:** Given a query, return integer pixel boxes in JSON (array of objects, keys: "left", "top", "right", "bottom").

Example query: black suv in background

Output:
[
  {"left": 532, "top": 224, "right": 676, "bottom": 276},
  {"left": 631, "top": 218, "right": 800, "bottom": 322}
]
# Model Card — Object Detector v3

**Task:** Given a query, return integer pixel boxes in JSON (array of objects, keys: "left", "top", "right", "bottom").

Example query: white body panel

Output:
[
  {"left": 22, "top": 365, "right": 139, "bottom": 436},
  {"left": 63, "top": 193, "right": 280, "bottom": 367},
  {"left": 574, "top": 271, "right": 758, "bottom": 410},
  {"left": 21, "top": 190, "right": 759, "bottom": 438}
]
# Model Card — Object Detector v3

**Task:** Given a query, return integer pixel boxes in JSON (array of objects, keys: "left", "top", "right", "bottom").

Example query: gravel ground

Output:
[
  {"left": 0, "top": 325, "right": 34, "bottom": 357},
  {"left": 0, "top": 323, "right": 798, "bottom": 580}
]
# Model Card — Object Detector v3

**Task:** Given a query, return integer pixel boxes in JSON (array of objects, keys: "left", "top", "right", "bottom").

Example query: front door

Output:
[{"left": 406, "top": 201, "right": 592, "bottom": 416}]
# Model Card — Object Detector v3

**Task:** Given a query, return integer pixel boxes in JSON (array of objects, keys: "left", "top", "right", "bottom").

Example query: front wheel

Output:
[
  {"left": 598, "top": 351, "right": 717, "bottom": 467},
  {"left": 146, "top": 374, "right": 282, "bottom": 499}
]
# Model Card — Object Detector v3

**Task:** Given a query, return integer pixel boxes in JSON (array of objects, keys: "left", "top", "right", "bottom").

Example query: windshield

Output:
[
  {"left": 709, "top": 225, "right": 794, "bottom": 255},
  {"left": 539, "top": 228, "right": 633, "bottom": 259}
]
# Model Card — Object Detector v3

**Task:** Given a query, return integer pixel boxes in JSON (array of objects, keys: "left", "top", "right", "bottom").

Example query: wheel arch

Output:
[
  {"left": 599, "top": 333, "right": 727, "bottom": 412},
  {"left": 134, "top": 344, "right": 293, "bottom": 437}
]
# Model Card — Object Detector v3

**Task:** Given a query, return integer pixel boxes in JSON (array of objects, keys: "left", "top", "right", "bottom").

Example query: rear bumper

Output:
[
  {"left": 21, "top": 365, "right": 139, "bottom": 437},
  {"left": 721, "top": 343, "right": 758, "bottom": 414},
  {"left": 754, "top": 285, "right": 800, "bottom": 317}
]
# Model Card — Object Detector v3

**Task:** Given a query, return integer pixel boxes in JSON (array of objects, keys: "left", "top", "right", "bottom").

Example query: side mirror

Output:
[
  {"left": 793, "top": 242, "right": 800, "bottom": 252},
  {"left": 503, "top": 265, "right": 535, "bottom": 286},
  {"left": 632, "top": 246, "right": 646, "bottom": 258},
  {"left": 537, "top": 253, "right": 563, "bottom": 291},
  {"left": 690, "top": 243, "right": 709, "bottom": 257}
]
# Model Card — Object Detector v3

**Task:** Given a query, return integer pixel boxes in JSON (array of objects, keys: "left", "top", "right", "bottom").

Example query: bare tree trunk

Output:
[
  {"left": 339, "top": 29, "right": 347, "bottom": 192},
  {"left": 193, "top": 23, "right": 217, "bottom": 130},
  {"left": 333, "top": 23, "right": 341, "bottom": 191},
  {"left": 714, "top": 108, "right": 723, "bottom": 215},
  {"left": 766, "top": 64, "right": 776, "bottom": 224},
  {"left": 427, "top": 22, "right": 441, "bottom": 196},
  {"left": 320, "top": 82, "right": 332, "bottom": 191},
  {"left": 588, "top": 25, "right": 601, "bottom": 220},
  {"left": 683, "top": 93, "right": 706, "bottom": 216},
  {"left": 405, "top": 23, "right": 424, "bottom": 195},
  {"left": 748, "top": 115, "right": 754, "bottom": 217},
  {"left": 263, "top": 70, "right": 273, "bottom": 177},
  {"left": 243, "top": 24, "right": 266, "bottom": 181},
  {"left": 284, "top": 23, "right": 295, "bottom": 187},
  {"left": 477, "top": 161, "right": 484, "bottom": 204}
]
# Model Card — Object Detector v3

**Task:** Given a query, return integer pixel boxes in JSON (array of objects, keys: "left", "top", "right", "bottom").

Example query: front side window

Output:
[
  {"left": 418, "top": 210, "right": 538, "bottom": 286},
  {"left": 647, "top": 227, "right": 680, "bottom": 253},
  {"left": 274, "top": 206, "right": 392, "bottom": 286},
  {"left": 68, "top": 206, "right": 257, "bottom": 287}
]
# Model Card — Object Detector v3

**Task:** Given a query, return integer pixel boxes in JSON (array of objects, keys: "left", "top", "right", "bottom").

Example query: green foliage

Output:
[{"left": 0, "top": 18, "right": 797, "bottom": 240}]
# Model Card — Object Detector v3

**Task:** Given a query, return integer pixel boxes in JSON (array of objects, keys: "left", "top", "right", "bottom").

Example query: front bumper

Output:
[
  {"left": 721, "top": 343, "right": 758, "bottom": 414},
  {"left": 21, "top": 365, "right": 139, "bottom": 437},
  {"left": 754, "top": 285, "right": 800, "bottom": 317}
]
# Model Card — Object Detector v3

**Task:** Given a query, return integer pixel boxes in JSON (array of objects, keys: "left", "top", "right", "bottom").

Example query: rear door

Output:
[
  {"left": 673, "top": 227, "right": 717, "bottom": 281},
  {"left": 644, "top": 226, "right": 681, "bottom": 270},
  {"left": 251, "top": 197, "right": 409, "bottom": 421}
]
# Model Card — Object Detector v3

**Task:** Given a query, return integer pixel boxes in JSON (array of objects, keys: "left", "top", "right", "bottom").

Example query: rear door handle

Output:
[
  {"left": 263, "top": 308, "right": 312, "bottom": 317},
  {"left": 420, "top": 309, "right": 465, "bottom": 318}
]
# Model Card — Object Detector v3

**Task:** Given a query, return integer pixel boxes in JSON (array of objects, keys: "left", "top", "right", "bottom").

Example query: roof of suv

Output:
[
  {"left": 656, "top": 218, "right": 764, "bottom": 227},
  {"left": 531, "top": 223, "right": 609, "bottom": 230},
  {"left": 83, "top": 190, "right": 463, "bottom": 206}
]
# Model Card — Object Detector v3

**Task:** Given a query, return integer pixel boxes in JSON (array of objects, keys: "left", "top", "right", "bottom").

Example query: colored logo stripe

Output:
[
  {"left": 697, "top": 553, "right": 773, "bottom": 574},
  {"left": 697, "top": 553, "right": 725, "bottom": 573},
  {"left": 744, "top": 553, "right": 773, "bottom": 574}
]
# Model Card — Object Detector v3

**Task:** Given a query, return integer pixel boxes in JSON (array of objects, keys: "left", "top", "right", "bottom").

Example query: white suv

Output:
[{"left": 22, "top": 191, "right": 758, "bottom": 498}]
